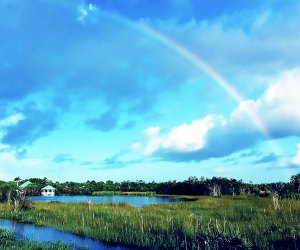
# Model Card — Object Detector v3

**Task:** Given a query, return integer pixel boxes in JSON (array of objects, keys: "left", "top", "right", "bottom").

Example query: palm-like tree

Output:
[{"left": 14, "top": 176, "right": 21, "bottom": 187}]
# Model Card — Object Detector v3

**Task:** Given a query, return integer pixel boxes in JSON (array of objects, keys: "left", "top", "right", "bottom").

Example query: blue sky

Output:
[{"left": 0, "top": 0, "right": 300, "bottom": 182}]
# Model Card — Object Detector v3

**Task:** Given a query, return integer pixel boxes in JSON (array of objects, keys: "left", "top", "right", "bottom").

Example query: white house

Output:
[{"left": 41, "top": 185, "right": 56, "bottom": 196}]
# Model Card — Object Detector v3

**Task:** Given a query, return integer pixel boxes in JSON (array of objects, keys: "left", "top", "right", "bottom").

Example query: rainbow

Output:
[{"left": 98, "top": 9, "right": 284, "bottom": 158}]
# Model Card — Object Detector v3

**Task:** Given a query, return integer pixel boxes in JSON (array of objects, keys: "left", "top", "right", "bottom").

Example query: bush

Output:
[
  {"left": 18, "top": 199, "right": 34, "bottom": 211},
  {"left": 258, "top": 190, "right": 271, "bottom": 197}
]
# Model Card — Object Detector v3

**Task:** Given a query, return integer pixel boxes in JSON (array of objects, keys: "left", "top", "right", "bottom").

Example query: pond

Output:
[
  {"left": 27, "top": 195, "right": 182, "bottom": 207},
  {"left": 0, "top": 218, "right": 130, "bottom": 249}
]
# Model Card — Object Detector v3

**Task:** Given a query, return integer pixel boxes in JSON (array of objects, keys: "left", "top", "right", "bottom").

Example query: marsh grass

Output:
[
  {"left": 92, "top": 191, "right": 156, "bottom": 196},
  {"left": 0, "top": 196, "right": 299, "bottom": 249}
]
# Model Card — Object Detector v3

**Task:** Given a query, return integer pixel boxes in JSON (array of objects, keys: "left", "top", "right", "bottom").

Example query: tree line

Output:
[{"left": 0, "top": 173, "right": 299, "bottom": 201}]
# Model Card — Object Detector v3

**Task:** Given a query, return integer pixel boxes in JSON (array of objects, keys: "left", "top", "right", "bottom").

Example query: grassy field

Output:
[
  {"left": 92, "top": 191, "right": 156, "bottom": 196},
  {"left": 0, "top": 196, "right": 299, "bottom": 249}
]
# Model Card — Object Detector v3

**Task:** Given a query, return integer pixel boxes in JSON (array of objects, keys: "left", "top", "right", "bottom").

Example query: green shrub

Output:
[{"left": 18, "top": 199, "right": 34, "bottom": 211}]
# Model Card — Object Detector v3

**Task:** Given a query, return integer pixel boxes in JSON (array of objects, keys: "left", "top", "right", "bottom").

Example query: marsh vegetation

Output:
[
  {"left": 0, "top": 196, "right": 299, "bottom": 249},
  {"left": 0, "top": 174, "right": 299, "bottom": 249}
]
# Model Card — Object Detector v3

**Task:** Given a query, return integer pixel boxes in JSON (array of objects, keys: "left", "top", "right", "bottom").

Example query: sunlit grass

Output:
[{"left": 0, "top": 196, "right": 299, "bottom": 249}]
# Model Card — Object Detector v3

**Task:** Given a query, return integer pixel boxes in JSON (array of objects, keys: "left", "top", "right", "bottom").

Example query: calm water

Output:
[
  {"left": 28, "top": 195, "right": 182, "bottom": 207},
  {"left": 0, "top": 218, "right": 129, "bottom": 250}
]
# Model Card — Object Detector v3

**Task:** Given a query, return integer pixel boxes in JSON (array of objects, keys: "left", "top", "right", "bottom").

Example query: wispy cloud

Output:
[
  {"left": 53, "top": 154, "right": 74, "bottom": 163},
  {"left": 87, "top": 108, "right": 119, "bottom": 132},
  {"left": 102, "top": 149, "right": 144, "bottom": 169},
  {"left": 1, "top": 104, "right": 58, "bottom": 147},
  {"left": 254, "top": 153, "right": 279, "bottom": 164}
]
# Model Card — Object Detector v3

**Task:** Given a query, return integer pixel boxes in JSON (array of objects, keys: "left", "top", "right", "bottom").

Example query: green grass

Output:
[
  {"left": 92, "top": 191, "right": 198, "bottom": 201},
  {"left": 0, "top": 228, "right": 82, "bottom": 249},
  {"left": 0, "top": 196, "right": 299, "bottom": 249},
  {"left": 92, "top": 191, "right": 156, "bottom": 196}
]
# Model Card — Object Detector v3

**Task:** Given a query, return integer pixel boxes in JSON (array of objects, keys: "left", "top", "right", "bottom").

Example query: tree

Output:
[
  {"left": 0, "top": 182, "right": 22, "bottom": 210},
  {"left": 14, "top": 177, "right": 21, "bottom": 187},
  {"left": 291, "top": 173, "right": 300, "bottom": 193}
]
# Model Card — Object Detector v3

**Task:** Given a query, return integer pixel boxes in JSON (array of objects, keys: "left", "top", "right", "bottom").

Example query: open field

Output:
[{"left": 0, "top": 196, "right": 299, "bottom": 249}]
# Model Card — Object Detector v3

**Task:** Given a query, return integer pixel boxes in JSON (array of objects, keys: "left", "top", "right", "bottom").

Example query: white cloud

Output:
[
  {"left": 292, "top": 144, "right": 300, "bottom": 165},
  {"left": 130, "top": 142, "right": 140, "bottom": 150},
  {"left": 0, "top": 113, "right": 25, "bottom": 145},
  {"left": 144, "top": 127, "right": 161, "bottom": 138},
  {"left": 214, "top": 167, "right": 233, "bottom": 174},
  {"left": 0, "top": 113, "right": 24, "bottom": 127},
  {"left": 277, "top": 144, "right": 300, "bottom": 168},
  {"left": 143, "top": 115, "right": 219, "bottom": 155},
  {"left": 0, "top": 150, "right": 53, "bottom": 180},
  {"left": 137, "top": 68, "right": 300, "bottom": 161},
  {"left": 88, "top": 3, "right": 95, "bottom": 11},
  {"left": 77, "top": 3, "right": 97, "bottom": 22},
  {"left": 0, "top": 144, "right": 9, "bottom": 150},
  {"left": 0, "top": 151, "right": 44, "bottom": 167},
  {"left": 232, "top": 68, "right": 300, "bottom": 136}
]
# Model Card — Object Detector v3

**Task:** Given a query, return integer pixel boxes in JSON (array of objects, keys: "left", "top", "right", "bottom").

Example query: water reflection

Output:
[
  {"left": 28, "top": 195, "right": 182, "bottom": 207},
  {"left": 0, "top": 218, "right": 129, "bottom": 250}
]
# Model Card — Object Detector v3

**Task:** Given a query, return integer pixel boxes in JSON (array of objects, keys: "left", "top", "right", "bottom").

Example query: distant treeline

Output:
[{"left": 1, "top": 173, "right": 300, "bottom": 199}]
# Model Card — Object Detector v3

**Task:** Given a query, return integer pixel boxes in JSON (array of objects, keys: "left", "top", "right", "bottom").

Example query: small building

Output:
[
  {"left": 41, "top": 185, "right": 56, "bottom": 196},
  {"left": 19, "top": 181, "right": 32, "bottom": 190}
]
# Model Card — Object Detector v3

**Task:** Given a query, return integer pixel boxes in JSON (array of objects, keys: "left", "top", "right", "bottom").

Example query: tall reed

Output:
[{"left": 0, "top": 196, "right": 299, "bottom": 249}]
